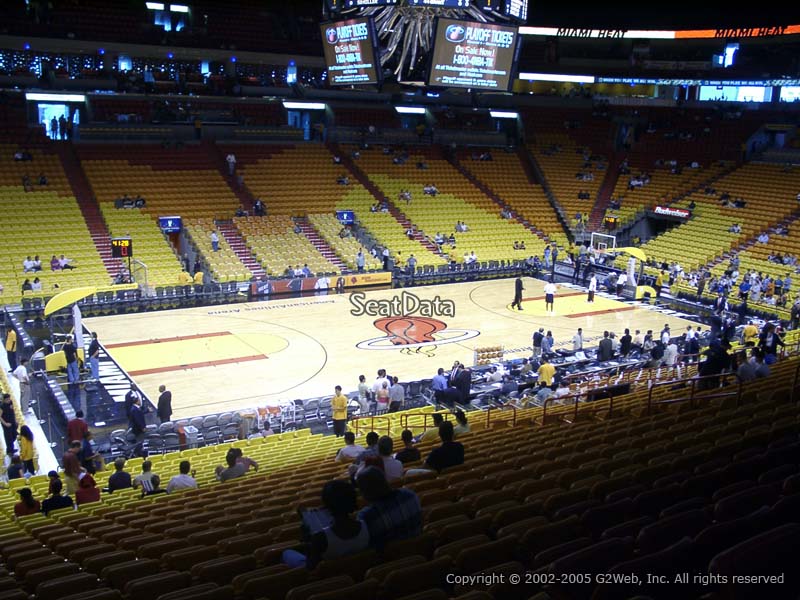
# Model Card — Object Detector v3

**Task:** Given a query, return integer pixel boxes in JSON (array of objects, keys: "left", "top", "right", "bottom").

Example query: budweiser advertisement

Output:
[{"left": 653, "top": 205, "right": 691, "bottom": 219}]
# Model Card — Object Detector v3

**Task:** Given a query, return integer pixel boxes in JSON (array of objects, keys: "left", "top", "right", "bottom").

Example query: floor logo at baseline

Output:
[{"left": 350, "top": 292, "right": 480, "bottom": 352}]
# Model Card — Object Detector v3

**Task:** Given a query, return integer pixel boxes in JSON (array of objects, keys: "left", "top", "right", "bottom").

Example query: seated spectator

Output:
[
  {"left": 534, "top": 381, "right": 554, "bottom": 404},
  {"left": 59, "top": 254, "right": 76, "bottom": 270},
  {"left": 394, "top": 429, "right": 421, "bottom": 464},
  {"left": 21, "top": 279, "right": 32, "bottom": 292},
  {"left": 107, "top": 458, "right": 132, "bottom": 493},
  {"left": 143, "top": 474, "right": 167, "bottom": 496},
  {"left": 7, "top": 455, "right": 23, "bottom": 480},
  {"left": 421, "top": 421, "right": 464, "bottom": 473},
  {"left": 337, "top": 175, "right": 350, "bottom": 185},
  {"left": 14, "top": 488, "right": 40, "bottom": 518},
  {"left": 283, "top": 479, "right": 370, "bottom": 569},
  {"left": 38, "top": 173, "right": 47, "bottom": 186},
  {"left": 757, "top": 232, "right": 769, "bottom": 244},
  {"left": 332, "top": 155, "right": 342, "bottom": 164},
  {"left": 453, "top": 409, "right": 470, "bottom": 436},
  {"left": 231, "top": 447, "right": 259, "bottom": 472},
  {"left": 519, "top": 241, "right": 526, "bottom": 250},
  {"left": 729, "top": 223, "right": 741, "bottom": 233},
  {"left": 75, "top": 473, "right": 100, "bottom": 505},
  {"left": 28, "top": 277, "right": 41, "bottom": 292},
  {"left": 167, "top": 460, "right": 198, "bottom": 493},
  {"left": 22, "top": 256, "right": 35, "bottom": 272},
  {"left": 132, "top": 460, "right": 155, "bottom": 491},
  {"left": 41, "top": 479, "right": 74, "bottom": 515},
  {"left": 377, "top": 436, "right": 404, "bottom": 481},
  {"left": 216, "top": 451, "right": 247, "bottom": 481},
  {"left": 356, "top": 466, "right": 421, "bottom": 550},
  {"left": 336, "top": 431, "right": 365, "bottom": 463}
]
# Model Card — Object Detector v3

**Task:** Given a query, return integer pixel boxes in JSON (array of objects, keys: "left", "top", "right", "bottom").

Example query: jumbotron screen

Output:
[
  {"left": 427, "top": 18, "right": 521, "bottom": 90},
  {"left": 320, "top": 17, "right": 382, "bottom": 86}
]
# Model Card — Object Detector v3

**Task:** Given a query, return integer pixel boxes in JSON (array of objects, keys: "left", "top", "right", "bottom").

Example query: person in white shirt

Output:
[
  {"left": 587, "top": 274, "right": 597, "bottom": 303},
  {"left": 572, "top": 328, "right": 584, "bottom": 351},
  {"left": 22, "top": 257, "right": 35, "bottom": 272},
  {"left": 543, "top": 280, "right": 557, "bottom": 312},
  {"left": 663, "top": 341, "right": 679, "bottom": 367},
  {"left": 58, "top": 255, "right": 76, "bottom": 270},
  {"left": 371, "top": 369, "right": 390, "bottom": 396},
  {"left": 211, "top": 231, "right": 220, "bottom": 252},
  {"left": 166, "top": 460, "right": 198, "bottom": 493},
  {"left": 226, "top": 153, "right": 236, "bottom": 176},
  {"left": 13, "top": 358, "right": 31, "bottom": 413},
  {"left": 616, "top": 272, "right": 627, "bottom": 295},
  {"left": 314, "top": 276, "right": 330, "bottom": 291},
  {"left": 660, "top": 325, "right": 671, "bottom": 345},
  {"left": 382, "top": 247, "right": 390, "bottom": 270},
  {"left": 377, "top": 436, "right": 404, "bottom": 481},
  {"left": 335, "top": 432, "right": 365, "bottom": 463},
  {"left": 485, "top": 366, "right": 503, "bottom": 383},
  {"left": 757, "top": 232, "right": 769, "bottom": 244},
  {"left": 468, "top": 251, "right": 477, "bottom": 265},
  {"left": 30, "top": 278, "right": 42, "bottom": 292}
]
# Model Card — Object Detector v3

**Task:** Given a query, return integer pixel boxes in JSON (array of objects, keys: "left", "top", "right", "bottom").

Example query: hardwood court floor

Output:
[{"left": 86, "top": 278, "right": 698, "bottom": 419}]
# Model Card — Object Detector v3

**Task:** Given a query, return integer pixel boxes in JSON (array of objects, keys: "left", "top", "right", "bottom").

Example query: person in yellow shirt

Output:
[
  {"left": 5, "top": 328, "right": 17, "bottom": 370},
  {"left": 18, "top": 425, "right": 35, "bottom": 475},
  {"left": 193, "top": 271, "right": 204, "bottom": 285},
  {"left": 742, "top": 321, "right": 759, "bottom": 347},
  {"left": 331, "top": 385, "right": 348, "bottom": 438},
  {"left": 537, "top": 358, "right": 556, "bottom": 387},
  {"left": 655, "top": 271, "right": 664, "bottom": 297},
  {"left": 177, "top": 271, "right": 192, "bottom": 285}
]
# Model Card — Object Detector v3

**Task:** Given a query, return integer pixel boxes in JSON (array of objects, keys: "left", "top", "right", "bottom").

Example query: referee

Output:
[{"left": 512, "top": 276, "right": 524, "bottom": 310}]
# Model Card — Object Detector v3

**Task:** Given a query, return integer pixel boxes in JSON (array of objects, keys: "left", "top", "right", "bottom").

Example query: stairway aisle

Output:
[
  {"left": 216, "top": 221, "right": 266, "bottom": 278},
  {"left": 294, "top": 218, "right": 349, "bottom": 272}
]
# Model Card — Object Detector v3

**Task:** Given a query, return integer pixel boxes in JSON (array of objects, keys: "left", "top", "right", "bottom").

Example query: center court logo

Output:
[{"left": 350, "top": 291, "right": 480, "bottom": 352}]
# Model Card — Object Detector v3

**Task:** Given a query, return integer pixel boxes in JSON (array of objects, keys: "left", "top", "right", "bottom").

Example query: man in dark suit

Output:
[
  {"left": 157, "top": 385, "right": 172, "bottom": 423},
  {"left": 597, "top": 331, "right": 614, "bottom": 362},
  {"left": 511, "top": 277, "right": 524, "bottom": 310},
  {"left": 619, "top": 329, "right": 632, "bottom": 356},
  {"left": 449, "top": 361, "right": 472, "bottom": 405}
]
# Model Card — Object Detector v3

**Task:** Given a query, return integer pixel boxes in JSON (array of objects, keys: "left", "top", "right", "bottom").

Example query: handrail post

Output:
[
  {"left": 647, "top": 384, "right": 654, "bottom": 415},
  {"left": 573, "top": 393, "right": 579, "bottom": 423},
  {"left": 690, "top": 378, "right": 696, "bottom": 410},
  {"left": 486, "top": 407, "right": 491, "bottom": 429},
  {"left": 512, "top": 405, "right": 517, "bottom": 426},
  {"left": 608, "top": 392, "right": 614, "bottom": 419},
  {"left": 736, "top": 378, "right": 743, "bottom": 407},
  {"left": 541, "top": 398, "right": 548, "bottom": 426}
]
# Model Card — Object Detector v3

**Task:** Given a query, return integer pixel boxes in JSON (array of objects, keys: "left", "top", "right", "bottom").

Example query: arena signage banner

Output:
[{"left": 653, "top": 206, "right": 691, "bottom": 219}]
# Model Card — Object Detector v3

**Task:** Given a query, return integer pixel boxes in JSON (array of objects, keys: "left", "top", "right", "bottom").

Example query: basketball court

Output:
[{"left": 85, "top": 278, "right": 699, "bottom": 419}]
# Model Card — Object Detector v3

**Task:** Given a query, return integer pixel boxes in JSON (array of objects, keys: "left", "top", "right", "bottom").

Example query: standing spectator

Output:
[
  {"left": 572, "top": 328, "right": 584, "bottom": 352},
  {"left": 75, "top": 474, "right": 100, "bottom": 506},
  {"left": 663, "top": 339, "right": 679, "bottom": 367},
  {"left": 107, "top": 458, "right": 132, "bottom": 493},
  {"left": 1, "top": 394, "right": 17, "bottom": 455},
  {"left": 620, "top": 328, "right": 632, "bottom": 357},
  {"left": 167, "top": 460, "right": 197, "bottom": 493},
  {"left": 130, "top": 396, "right": 147, "bottom": 449},
  {"left": 375, "top": 381, "right": 390, "bottom": 412},
  {"left": 356, "top": 375, "right": 370, "bottom": 414},
  {"left": 388, "top": 377, "right": 404, "bottom": 412},
  {"left": 597, "top": 331, "right": 613, "bottom": 362},
  {"left": 356, "top": 466, "right": 422, "bottom": 550},
  {"left": 759, "top": 323, "right": 785, "bottom": 364},
  {"left": 66, "top": 410, "right": 89, "bottom": 446},
  {"left": 58, "top": 115, "right": 67, "bottom": 140},
  {"left": 62, "top": 336, "right": 79, "bottom": 384},
  {"left": 537, "top": 357, "right": 556, "bottom": 386},
  {"left": 79, "top": 432, "right": 100, "bottom": 474},
  {"left": 18, "top": 425, "right": 35, "bottom": 475},
  {"left": 14, "top": 488, "right": 40, "bottom": 518},
  {"left": 543, "top": 279, "right": 557, "bottom": 312},
  {"left": 12, "top": 358, "right": 31, "bottom": 414},
  {"left": 211, "top": 230, "right": 220, "bottom": 252},
  {"left": 157, "top": 385, "right": 172, "bottom": 423},
  {"left": 532, "top": 328, "right": 544, "bottom": 359},
  {"left": 5, "top": 328, "right": 17, "bottom": 370},
  {"left": 50, "top": 116, "right": 58, "bottom": 139},
  {"left": 542, "top": 331, "right": 554, "bottom": 356},
  {"left": 62, "top": 440, "right": 83, "bottom": 495},
  {"left": 382, "top": 247, "right": 390, "bottom": 270},
  {"left": 331, "top": 385, "right": 348, "bottom": 437},
  {"left": 226, "top": 152, "right": 236, "bottom": 176},
  {"left": 87, "top": 332, "right": 100, "bottom": 381},
  {"left": 356, "top": 250, "right": 365, "bottom": 272}
]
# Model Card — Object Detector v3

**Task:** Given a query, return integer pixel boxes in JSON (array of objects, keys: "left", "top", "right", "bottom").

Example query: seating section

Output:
[
  {"left": 234, "top": 215, "right": 340, "bottom": 276},
  {"left": 457, "top": 151, "right": 569, "bottom": 249},
  {"left": 99, "top": 206, "right": 183, "bottom": 287},
  {"left": 306, "top": 214, "right": 382, "bottom": 271},
  {"left": 603, "top": 161, "right": 729, "bottom": 227},
  {"left": 0, "top": 145, "right": 108, "bottom": 306},
  {"left": 79, "top": 145, "right": 240, "bottom": 220},
  {"left": 630, "top": 163, "right": 800, "bottom": 276},
  {"left": 239, "top": 146, "right": 353, "bottom": 216},
  {"left": 339, "top": 186, "right": 448, "bottom": 268},
  {"left": 0, "top": 355, "right": 797, "bottom": 600},
  {"left": 185, "top": 218, "right": 253, "bottom": 282},
  {"left": 355, "top": 148, "right": 548, "bottom": 263},
  {"left": 529, "top": 134, "right": 606, "bottom": 227}
]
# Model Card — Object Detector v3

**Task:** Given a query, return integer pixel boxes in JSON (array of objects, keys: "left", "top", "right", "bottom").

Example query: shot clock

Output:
[{"left": 111, "top": 237, "right": 133, "bottom": 258}]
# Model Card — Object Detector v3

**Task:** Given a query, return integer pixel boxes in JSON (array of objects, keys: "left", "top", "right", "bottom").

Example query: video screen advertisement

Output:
[
  {"left": 428, "top": 18, "right": 521, "bottom": 90},
  {"left": 320, "top": 17, "right": 382, "bottom": 86}
]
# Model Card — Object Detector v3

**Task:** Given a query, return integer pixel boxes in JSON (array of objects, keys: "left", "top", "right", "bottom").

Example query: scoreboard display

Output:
[
  {"left": 479, "top": 0, "right": 528, "bottom": 21},
  {"left": 408, "top": 0, "right": 470, "bottom": 6},
  {"left": 428, "top": 18, "right": 521, "bottom": 90},
  {"left": 111, "top": 237, "right": 133, "bottom": 258},
  {"left": 321, "top": 17, "right": 382, "bottom": 86},
  {"left": 344, "top": 0, "right": 396, "bottom": 6}
]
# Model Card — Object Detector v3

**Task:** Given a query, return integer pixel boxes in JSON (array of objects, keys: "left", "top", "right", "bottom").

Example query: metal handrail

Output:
[
  {"left": 349, "top": 414, "right": 392, "bottom": 436},
  {"left": 646, "top": 372, "right": 741, "bottom": 414}
]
